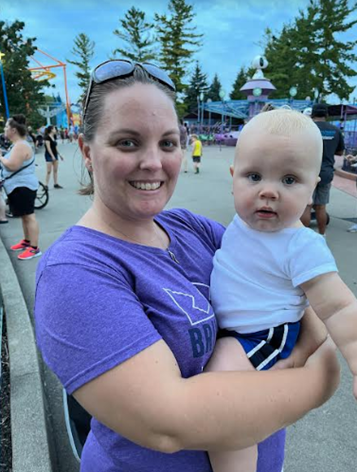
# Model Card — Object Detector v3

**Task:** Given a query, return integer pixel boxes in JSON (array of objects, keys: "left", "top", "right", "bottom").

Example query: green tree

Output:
[
  {"left": 67, "top": 33, "right": 95, "bottom": 99},
  {"left": 0, "top": 20, "right": 49, "bottom": 128},
  {"left": 263, "top": 0, "right": 357, "bottom": 101},
  {"left": 207, "top": 74, "right": 222, "bottom": 101},
  {"left": 155, "top": 0, "right": 203, "bottom": 94},
  {"left": 183, "top": 62, "right": 208, "bottom": 113},
  {"left": 230, "top": 67, "right": 249, "bottom": 100},
  {"left": 112, "top": 7, "right": 156, "bottom": 62}
]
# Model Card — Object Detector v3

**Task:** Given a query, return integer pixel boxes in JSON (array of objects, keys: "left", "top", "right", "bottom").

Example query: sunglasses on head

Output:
[{"left": 82, "top": 59, "right": 176, "bottom": 122}]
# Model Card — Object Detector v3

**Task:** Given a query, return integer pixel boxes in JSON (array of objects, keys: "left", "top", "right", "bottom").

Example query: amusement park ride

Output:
[
  {"left": 28, "top": 48, "right": 71, "bottom": 126},
  {"left": 0, "top": 42, "right": 71, "bottom": 127}
]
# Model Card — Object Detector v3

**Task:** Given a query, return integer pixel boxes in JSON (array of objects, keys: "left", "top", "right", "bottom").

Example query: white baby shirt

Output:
[{"left": 211, "top": 215, "right": 337, "bottom": 334}]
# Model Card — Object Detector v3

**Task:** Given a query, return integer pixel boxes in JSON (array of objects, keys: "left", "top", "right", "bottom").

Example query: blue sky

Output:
[{"left": 1, "top": 0, "right": 357, "bottom": 104}]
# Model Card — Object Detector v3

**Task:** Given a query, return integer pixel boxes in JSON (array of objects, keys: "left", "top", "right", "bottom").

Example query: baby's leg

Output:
[{"left": 205, "top": 336, "right": 258, "bottom": 472}]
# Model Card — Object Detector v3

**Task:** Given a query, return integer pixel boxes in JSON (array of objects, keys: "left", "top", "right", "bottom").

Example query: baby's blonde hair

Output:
[
  {"left": 242, "top": 108, "right": 319, "bottom": 137},
  {"left": 237, "top": 109, "right": 323, "bottom": 171}
]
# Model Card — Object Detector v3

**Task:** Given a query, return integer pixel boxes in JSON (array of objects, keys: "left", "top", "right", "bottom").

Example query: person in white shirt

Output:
[{"left": 207, "top": 109, "right": 357, "bottom": 472}]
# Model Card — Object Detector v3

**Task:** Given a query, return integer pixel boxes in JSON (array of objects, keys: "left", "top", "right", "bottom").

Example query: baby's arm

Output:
[{"left": 301, "top": 273, "right": 357, "bottom": 398}]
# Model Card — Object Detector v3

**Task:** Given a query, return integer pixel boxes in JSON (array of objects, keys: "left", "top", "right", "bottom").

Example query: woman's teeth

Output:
[{"left": 130, "top": 182, "right": 161, "bottom": 191}]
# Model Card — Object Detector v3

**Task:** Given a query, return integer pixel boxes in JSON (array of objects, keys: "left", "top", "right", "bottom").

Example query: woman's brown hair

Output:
[
  {"left": 8, "top": 114, "right": 27, "bottom": 137},
  {"left": 79, "top": 65, "right": 177, "bottom": 196}
]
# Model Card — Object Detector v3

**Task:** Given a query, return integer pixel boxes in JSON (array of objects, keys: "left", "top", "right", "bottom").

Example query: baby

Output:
[{"left": 208, "top": 109, "right": 357, "bottom": 472}]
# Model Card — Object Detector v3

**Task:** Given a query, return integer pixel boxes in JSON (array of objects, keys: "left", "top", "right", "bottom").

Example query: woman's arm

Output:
[
  {"left": 0, "top": 142, "right": 31, "bottom": 171},
  {"left": 74, "top": 335, "right": 339, "bottom": 454}
]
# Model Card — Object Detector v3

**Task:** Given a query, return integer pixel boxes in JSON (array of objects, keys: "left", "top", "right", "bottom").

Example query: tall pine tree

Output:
[
  {"left": 67, "top": 33, "right": 95, "bottom": 99},
  {"left": 263, "top": 0, "right": 357, "bottom": 101},
  {"left": 207, "top": 74, "right": 222, "bottom": 101},
  {"left": 230, "top": 67, "right": 249, "bottom": 100},
  {"left": 183, "top": 62, "right": 208, "bottom": 113},
  {"left": 155, "top": 0, "right": 203, "bottom": 94},
  {"left": 112, "top": 7, "right": 156, "bottom": 62},
  {"left": 0, "top": 20, "right": 49, "bottom": 127}
]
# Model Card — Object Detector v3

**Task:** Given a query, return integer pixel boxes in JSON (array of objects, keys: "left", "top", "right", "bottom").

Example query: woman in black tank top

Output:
[{"left": 44, "top": 125, "right": 64, "bottom": 189}]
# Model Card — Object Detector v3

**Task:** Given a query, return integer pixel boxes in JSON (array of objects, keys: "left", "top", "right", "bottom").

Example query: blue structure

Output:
[
  {"left": 0, "top": 55, "right": 10, "bottom": 119},
  {"left": 202, "top": 98, "right": 314, "bottom": 120}
]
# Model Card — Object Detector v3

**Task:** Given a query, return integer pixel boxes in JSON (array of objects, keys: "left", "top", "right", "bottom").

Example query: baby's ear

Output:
[{"left": 229, "top": 165, "right": 234, "bottom": 177}]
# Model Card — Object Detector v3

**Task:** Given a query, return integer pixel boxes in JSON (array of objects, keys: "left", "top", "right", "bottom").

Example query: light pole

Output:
[
  {"left": 289, "top": 86, "right": 297, "bottom": 109},
  {"left": 197, "top": 95, "right": 200, "bottom": 125},
  {"left": 200, "top": 91, "right": 204, "bottom": 129},
  {"left": 219, "top": 89, "right": 226, "bottom": 130},
  {"left": 252, "top": 87, "right": 262, "bottom": 116},
  {"left": 207, "top": 98, "right": 212, "bottom": 130},
  {"left": 313, "top": 88, "right": 319, "bottom": 103},
  {"left": 0, "top": 51, "right": 10, "bottom": 119}
]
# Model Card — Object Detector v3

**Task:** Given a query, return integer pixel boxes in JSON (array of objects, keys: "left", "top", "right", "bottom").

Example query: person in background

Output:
[
  {"left": 179, "top": 119, "right": 188, "bottom": 173},
  {"left": 345, "top": 153, "right": 357, "bottom": 232},
  {"left": 0, "top": 185, "right": 8, "bottom": 224},
  {"left": 191, "top": 133, "right": 202, "bottom": 174},
  {"left": 0, "top": 114, "right": 41, "bottom": 260},
  {"left": 301, "top": 103, "right": 345, "bottom": 236},
  {"left": 44, "top": 125, "right": 64, "bottom": 190},
  {"left": 34, "top": 59, "right": 339, "bottom": 472},
  {"left": 27, "top": 126, "right": 37, "bottom": 152}
]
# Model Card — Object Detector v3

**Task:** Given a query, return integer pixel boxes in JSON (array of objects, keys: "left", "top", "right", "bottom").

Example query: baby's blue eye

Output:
[
  {"left": 282, "top": 176, "right": 296, "bottom": 185},
  {"left": 247, "top": 173, "right": 261, "bottom": 182}
]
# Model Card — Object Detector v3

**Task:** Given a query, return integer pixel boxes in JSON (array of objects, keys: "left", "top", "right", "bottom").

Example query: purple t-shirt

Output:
[{"left": 35, "top": 208, "right": 285, "bottom": 472}]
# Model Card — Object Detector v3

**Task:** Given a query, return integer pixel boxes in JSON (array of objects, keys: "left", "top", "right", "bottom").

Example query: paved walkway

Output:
[
  {"left": 334, "top": 154, "right": 357, "bottom": 197},
  {"left": 1, "top": 142, "right": 356, "bottom": 472}
]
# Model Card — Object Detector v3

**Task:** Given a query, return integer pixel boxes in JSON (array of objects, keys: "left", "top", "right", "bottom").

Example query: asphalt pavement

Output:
[{"left": 0, "top": 141, "right": 356, "bottom": 472}]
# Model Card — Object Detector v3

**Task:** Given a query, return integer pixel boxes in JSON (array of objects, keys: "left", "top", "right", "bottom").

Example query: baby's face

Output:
[{"left": 232, "top": 129, "right": 321, "bottom": 232}]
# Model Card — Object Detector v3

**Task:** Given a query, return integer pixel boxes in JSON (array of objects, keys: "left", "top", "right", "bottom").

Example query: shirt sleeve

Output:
[
  {"left": 286, "top": 230, "right": 338, "bottom": 288},
  {"left": 34, "top": 263, "right": 162, "bottom": 394},
  {"left": 167, "top": 208, "right": 226, "bottom": 251}
]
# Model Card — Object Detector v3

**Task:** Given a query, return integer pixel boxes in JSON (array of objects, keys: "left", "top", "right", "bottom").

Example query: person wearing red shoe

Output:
[{"left": 0, "top": 114, "right": 41, "bottom": 260}]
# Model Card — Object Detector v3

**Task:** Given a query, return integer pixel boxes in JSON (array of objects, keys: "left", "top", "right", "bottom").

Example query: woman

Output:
[
  {"left": 0, "top": 115, "right": 41, "bottom": 260},
  {"left": 0, "top": 189, "right": 8, "bottom": 224},
  {"left": 345, "top": 153, "right": 357, "bottom": 232},
  {"left": 179, "top": 119, "right": 188, "bottom": 173},
  {"left": 34, "top": 60, "right": 339, "bottom": 472},
  {"left": 44, "top": 125, "right": 64, "bottom": 189}
]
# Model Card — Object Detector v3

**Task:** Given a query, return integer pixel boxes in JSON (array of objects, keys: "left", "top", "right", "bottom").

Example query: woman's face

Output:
[
  {"left": 4, "top": 121, "right": 14, "bottom": 141},
  {"left": 83, "top": 83, "right": 182, "bottom": 223}
]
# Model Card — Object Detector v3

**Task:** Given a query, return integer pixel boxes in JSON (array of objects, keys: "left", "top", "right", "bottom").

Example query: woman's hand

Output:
[
  {"left": 304, "top": 336, "right": 340, "bottom": 407},
  {"left": 60, "top": 155, "right": 64, "bottom": 161}
]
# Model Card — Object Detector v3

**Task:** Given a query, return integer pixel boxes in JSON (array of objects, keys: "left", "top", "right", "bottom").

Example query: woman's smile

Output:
[{"left": 129, "top": 181, "right": 163, "bottom": 191}]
